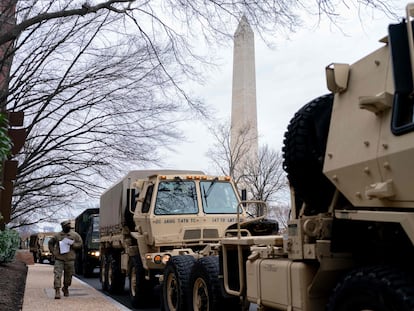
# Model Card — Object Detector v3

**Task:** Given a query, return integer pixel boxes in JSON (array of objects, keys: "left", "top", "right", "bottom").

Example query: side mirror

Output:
[{"left": 326, "top": 63, "right": 350, "bottom": 93}]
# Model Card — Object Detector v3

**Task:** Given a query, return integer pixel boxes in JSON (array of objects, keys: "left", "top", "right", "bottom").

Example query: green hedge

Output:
[{"left": 0, "top": 228, "right": 20, "bottom": 263}]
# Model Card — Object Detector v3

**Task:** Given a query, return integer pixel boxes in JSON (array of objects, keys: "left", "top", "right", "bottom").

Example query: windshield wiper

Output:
[{"left": 203, "top": 177, "right": 218, "bottom": 199}]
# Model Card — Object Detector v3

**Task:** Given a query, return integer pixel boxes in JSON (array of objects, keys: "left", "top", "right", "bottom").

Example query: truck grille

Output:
[
  {"left": 183, "top": 229, "right": 219, "bottom": 240},
  {"left": 203, "top": 229, "right": 219, "bottom": 239},
  {"left": 184, "top": 229, "right": 201, "bottom": 240}
]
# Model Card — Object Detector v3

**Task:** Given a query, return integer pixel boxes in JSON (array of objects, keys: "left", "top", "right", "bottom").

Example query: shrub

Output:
[
  {"left": 0, "top": 113, "right": 12, "bottom": 191},
  {"left": 0, "top": 113, "right": 12, "bottom": 163},
  {"left": 0, "top": 228, "right": 20, "bottom": 263}
]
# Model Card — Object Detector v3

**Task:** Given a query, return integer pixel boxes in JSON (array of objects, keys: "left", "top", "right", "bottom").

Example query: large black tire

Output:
[
  {"left": 282, "top": 93, "right": 335, "bottom": 216},
  {"left": 107, "top": 253, "right": 125, "bottom": 294},
  {"left": 39, "top": 255, "right": 44, "bottom": 264},
  {"left": 80, "top": 249, "right": 91, "bottom": 277},
  {"left": 75, "top": 252, "right": 82, "bottom": 274},
  {"left": 163, "top": 255, "right": 196, "bottom": 311},
  {"left": 129, "top": 255, "right": 155, "bottom": 308},
  {"left": 189, "top": 256, "right": 239, "bottom": 311},
  {"left": 327, "top": 266, "right": 414, "bottom": 311},
  {"left": 32, "top": 251, "right": 38, "bottom": 263},
  {"left": 83, "top": 259, "right": 94, "bottom": 278}
]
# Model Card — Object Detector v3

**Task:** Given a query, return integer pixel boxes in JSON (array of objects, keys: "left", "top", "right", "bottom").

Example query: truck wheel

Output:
[
  {"left": 107, "top": 253, "right": 125, "bottom": 294},
  {"left": 83, "top": 261, "right": 93, "bottom": 278},
  {"left": 37, "top": 251, "right": 43, "bottom": 263},
  {"left": 100, "top": 255, "right": 109, "bottom": 291},
  {"left": 75, "top": 252, "right": 83, "bottom": 274},
  {"left": 282, "top": 93, "right": 335, "bottom": 216},
  {"left": 190, "top": 256, "right": 238, "bottom": 311},
  {"left": 130, "top": 255, "right": 154, "bottom": 308},
  {"left": 327, "top": 266, "right": 414, "bottom": 311},
  {"left": 163, "top": 255, "right": 196, "bottom": 311}
]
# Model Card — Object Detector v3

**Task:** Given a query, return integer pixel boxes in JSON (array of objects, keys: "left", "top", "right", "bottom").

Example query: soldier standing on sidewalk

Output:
[{"left": 48, "top": 220, "right": 83, "bottom": 299}]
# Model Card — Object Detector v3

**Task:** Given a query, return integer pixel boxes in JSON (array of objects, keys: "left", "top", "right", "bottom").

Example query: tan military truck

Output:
[
  {"left": 29, "top": 232, "right": 55, "bottom": 264},
  {"left": 99, "top": 170, "right": 277, "bottom": 309},
  {"left": 181, "top": 4, "right": 414, "bottom": 311}
]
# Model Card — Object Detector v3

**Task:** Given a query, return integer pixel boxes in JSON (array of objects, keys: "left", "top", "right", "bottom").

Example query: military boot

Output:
[
  {"left": 62, "top": 287, "right": 69, "bottom": 297},
  {"left": 55, "top": 288, "right": 61, "bottom": 299}
]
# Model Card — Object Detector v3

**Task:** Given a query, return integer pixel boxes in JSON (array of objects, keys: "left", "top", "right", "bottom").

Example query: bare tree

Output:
[
  {"left": 243, "top": 145, "right": 288, "bottom": 203},
  {"left": 243, "top": 145, "right": 290, "bottom": 226},
  {"left": 1, "top": 0, "right": 398, "bottom": 228},
  {"left": 5, "top": 1, "right": 195, "bottom": 227},
  {"left": 268, "top": 202, "right": 290, "bottom": 232},
  {"left": 206, "top": 121, "right": 288, "bottom": 218},
  {"left": 207, "top": 121, "right": 289, "bottom": 226},
  {"left": 207, "top": 121, "right": 257, "bottom": 188}
]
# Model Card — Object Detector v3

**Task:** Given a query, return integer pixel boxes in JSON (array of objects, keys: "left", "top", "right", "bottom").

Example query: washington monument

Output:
[{"left": 231, "top": 15, "right": 258, "bottom": 175}]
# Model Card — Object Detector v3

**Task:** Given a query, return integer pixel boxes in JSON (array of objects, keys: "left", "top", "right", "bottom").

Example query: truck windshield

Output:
[
  {"left": 91, "top": 216, "right": 100, "bottom": 247},
  {"left": 92, "top": 216, "right": 99, "bottom": 232},
  {"left": 201, "top": 181, "right": 239, "bottom": 214},
  {"left": 154, "top": 180, "right": 198, "bottom": 215},
  {"left": 43, "top": 236, "right": 52, "bottom": 247}
]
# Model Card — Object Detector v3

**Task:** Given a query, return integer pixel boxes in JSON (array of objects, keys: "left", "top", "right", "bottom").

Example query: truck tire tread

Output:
[
  {"left": 189, "top": 256, "right": 239, "bottom": 311},
  {"left": 327, "top": 265, "right": 414, "bottom": 311},
  {"left": 130, "top": 255, "right": 154, "bottom": 308},
  {"left": 163, "top": 255, "right": 196, "bottom": 311},
  {"left": 282, "top": 93, "right": 335, "bottom": 216}
]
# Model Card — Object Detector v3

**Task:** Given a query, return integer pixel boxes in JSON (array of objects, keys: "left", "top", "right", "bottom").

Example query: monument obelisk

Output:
[{"left": 231, "top": 15, "right": 258, "bottom": 172}]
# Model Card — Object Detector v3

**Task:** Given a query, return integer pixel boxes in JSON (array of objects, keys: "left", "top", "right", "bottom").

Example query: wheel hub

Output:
[
  {"left": 193, "top": 278, "right": 208, "bottom": 311},
  {"left": 167, "top": 274, "right": 178, "bottom": 311}
]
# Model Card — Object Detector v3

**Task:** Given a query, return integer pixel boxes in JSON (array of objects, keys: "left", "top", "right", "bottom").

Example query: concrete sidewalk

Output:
[{"left": 23, "top": 263, "right": 129, "bottom": 311}]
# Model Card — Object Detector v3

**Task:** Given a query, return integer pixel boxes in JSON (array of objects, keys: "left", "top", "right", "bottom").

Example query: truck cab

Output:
[
  {"left": 132, "top": 174, "right": 243, "bottom": 262},
  {"left": 75, "top": 208, "right": 100, "bottom": 277}
]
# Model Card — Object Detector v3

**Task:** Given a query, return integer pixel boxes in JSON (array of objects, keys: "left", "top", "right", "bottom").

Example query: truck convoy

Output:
[
  {"left": 74, "top": 208, "right": 100, "bottom": 277},
  {"left": 29, "top": 232, "right": 55, "bottom": 264},
  {"left": 99, "top": 170, "right": 277, "bottom": 309}
]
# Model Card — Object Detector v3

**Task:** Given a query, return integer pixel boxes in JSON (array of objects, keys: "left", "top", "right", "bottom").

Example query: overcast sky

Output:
[{"left": 148, "top": 0, "right": 408, "bottom": 174}]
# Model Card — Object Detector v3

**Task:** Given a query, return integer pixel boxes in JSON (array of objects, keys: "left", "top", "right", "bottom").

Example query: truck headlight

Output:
[
  {"left": 90, "top": 251, "right": 100, "bottom": 257},
  {"left": 151, "top": 254, "right": 171, "bottom": 265},
  {"left": 154, "top": 255, "right": 162, "bottom": 264},
  {"left": 162, "top": 254, "right": 171, "bottom": 265}
]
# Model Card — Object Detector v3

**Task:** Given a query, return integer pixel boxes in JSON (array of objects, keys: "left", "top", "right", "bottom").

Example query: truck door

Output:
[
  {"left": 134, "top": 183, "right": 154, "bottom": 244},
  {"left": 377, "top": 21, "right": 414, "bottom": 203}
]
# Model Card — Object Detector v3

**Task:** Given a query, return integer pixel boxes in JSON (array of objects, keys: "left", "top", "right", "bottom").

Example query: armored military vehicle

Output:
[{"left": 178, "top": 4, "right": 414, "bottom": 311}]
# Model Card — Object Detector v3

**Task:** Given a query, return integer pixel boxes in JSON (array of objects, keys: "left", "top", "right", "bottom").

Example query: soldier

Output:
[{"left": 48, "top": 220, "right": 83, "bottom": 299}]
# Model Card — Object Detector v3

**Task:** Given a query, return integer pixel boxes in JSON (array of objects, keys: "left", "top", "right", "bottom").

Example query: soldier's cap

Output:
[{"left": 61, "top": 220, "right": 71, "bottom": 227}]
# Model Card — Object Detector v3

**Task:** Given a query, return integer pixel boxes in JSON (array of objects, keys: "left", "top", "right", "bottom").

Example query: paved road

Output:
[
  {"left": 76, "top": 271, "right": 256, "bottom": 311},
  {"left": 76, "top": 272, "right": 160, "bottom": 311}
]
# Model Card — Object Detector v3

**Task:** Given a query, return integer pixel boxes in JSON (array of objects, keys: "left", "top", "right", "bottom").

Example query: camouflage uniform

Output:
[{"left": 48, "top": 220, "right": 82, "bottom": 298}]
